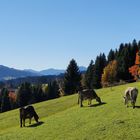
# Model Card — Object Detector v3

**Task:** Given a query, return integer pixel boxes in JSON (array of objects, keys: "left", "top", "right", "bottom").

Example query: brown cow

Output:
[
  {"left": 19, "top": 105, "right": 39, "bottom": 127},
  {"left": 78, "top": 89, "right": 102, "bottom": 107}
]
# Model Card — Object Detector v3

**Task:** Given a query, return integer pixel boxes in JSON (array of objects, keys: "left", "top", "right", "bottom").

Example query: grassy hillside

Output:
[{"left": 1, "top": 82, "right": 140, "bottom": 140}]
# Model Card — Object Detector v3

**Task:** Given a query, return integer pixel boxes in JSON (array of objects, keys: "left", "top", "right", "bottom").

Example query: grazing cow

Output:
[
  {"left": 19, "top": 105, "right": 39, "bottom": 127},
  {"left": 78, "top": 89, "right": 102, "bottom": 107},
  {"left": 123, "top": 87, "right": 138, "bottom": 108}
]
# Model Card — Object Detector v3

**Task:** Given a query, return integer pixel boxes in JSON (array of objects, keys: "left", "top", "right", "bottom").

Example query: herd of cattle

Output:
[{"left": 19, "top": 86, "right": 139, "bottom": 127}]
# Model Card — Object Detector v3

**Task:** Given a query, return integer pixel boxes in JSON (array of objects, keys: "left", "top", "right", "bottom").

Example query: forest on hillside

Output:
[{"left": 0, "top": 39, "right": 140, "bottom": 113}]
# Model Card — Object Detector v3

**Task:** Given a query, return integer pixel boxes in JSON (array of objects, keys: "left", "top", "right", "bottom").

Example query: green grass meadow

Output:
[{"left": 1, "top": 82, "right": 140, "bottom": 140}]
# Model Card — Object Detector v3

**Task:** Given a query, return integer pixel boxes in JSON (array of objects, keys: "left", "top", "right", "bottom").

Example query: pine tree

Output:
[
  {"left": 16, "top": 82, "right": 32, "bottom": 107},
  {"left": 93, "top": 53, "right": 107, "bottom": 89},
  {"left": 114, "top": 49, "right": 118, "bottom": 59},
  {"left": 84, "top": 60, "right": 94, "bottom": 89},
  {"left": 118, "top": 43, "right": 125, "bottom": 57},
  {"left": 47, "top": 81, "right": 60, "bottom": 99},
  {"left": 117, "top": 45, "right": 132, "bottom": 80},
  {"left": 64, "top": 59, "right": 81, "bottom": 95},
  {"left": 131, "top": 39, "right": 138, "bottom": 65},
  {"left": 138, "top": 41, "right": 140, "bottom": 51},
  {"left": 1, "top": 88, "right": 11, "bottom": 112},
  {"left": 108, "top": 49, "right": 115, "bottom": 63},
  {"left": 31, "top": 84, "right": 44, "bottom": 103}
]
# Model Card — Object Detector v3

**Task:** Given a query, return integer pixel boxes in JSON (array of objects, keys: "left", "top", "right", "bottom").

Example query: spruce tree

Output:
[
  {"left": 31, "top": 84, "right": 44, "bottom": 103},
  {"left": 16, "top": 82, "right": 32, "bottom": 107},
  {"left": 48, "top": 81, "right": 60, "bottom": 99},
  {"left": 1, "top": 88, "right": 11, "bottom": 112},
  {"left": 117, "top": 45, "right": 132, "bottom": 80},
  {"left": 64, "top": 59, "right": 81, "bottom": 95},
  {"left": 131, "top": 39, "right": 138, "bottom": 65},
  {"left": 93, "top": 53, "right": 107, "bottom": 89},
  {"left": 108, "top": 49, "right": 115, "bottom": 63},
  {"left": 118, "top": 43, "right": 125, "bottom": 57},
  {"left": 138, "top": 41, "right": 140, "bottom": 51},
  {"left": 84, "top": 60, "right": 94, "bottom": 89}
]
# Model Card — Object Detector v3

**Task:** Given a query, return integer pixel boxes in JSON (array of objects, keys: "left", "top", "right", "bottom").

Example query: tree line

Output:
[
  {"left": 0, "top": 81, "right": 60, "bottom": 112},
  {"left": 84, "top": 39, "right": 139, "bottom": 88},
  {"left": 59, "top": 39, "right": 139, "bottom": 94},
  {"left": 0, "top": 39, "right": 139, "bottom": 113}
]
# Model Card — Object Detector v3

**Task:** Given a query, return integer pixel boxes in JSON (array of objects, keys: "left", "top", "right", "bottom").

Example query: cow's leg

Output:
[
  {"left": 132, "top": 103, "right": 135, "bottom": 108},
  {"left": 78, "top": 95, "right": 80, "bottom": 104},
  {"left": 88, "top": 99, "right": 90, "bottom": 105},
  {"left": 90, "top": 99, "right": 92, "bottom": 105},
  {"left": 126, "top": 101, "right": 128, "bottom": 108},
  {"left": 29, "top": 118, "right": 31, "bottom": 124},
  {"left": 20, "top": 117, "right": 22, "bottom": 127},
  {"left": 80, "top": 98, "right": 83, "bottom": 107},
  {"left": 131, "top": 101, "right": 135, "bottom": 109},
  {"left": 88, "top": 100, "right": 90, "bottom": 105},
  {"left": 23, "top": 118, "right": 25, "bottom": 127},
  {"left": 89, "top": 99, "right": 92, "bottom": 106},
  {"left": 19, "top": 109, "right": 23, "bottom": 128}
]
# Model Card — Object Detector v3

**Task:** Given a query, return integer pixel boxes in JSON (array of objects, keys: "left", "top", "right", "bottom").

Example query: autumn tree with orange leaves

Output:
[{"left": 129, "top": 51, "right": 140, "bottom": 80}]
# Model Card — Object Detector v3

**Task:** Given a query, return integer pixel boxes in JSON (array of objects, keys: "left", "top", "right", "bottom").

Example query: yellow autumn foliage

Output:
[{"left": 101, "top": 60, "right": 117, "bottom": 87}]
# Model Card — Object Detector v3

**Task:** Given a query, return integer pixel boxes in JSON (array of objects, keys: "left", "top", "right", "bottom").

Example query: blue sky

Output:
[{"left": 0, "top": 0, "right": 140, "bottom": 70}]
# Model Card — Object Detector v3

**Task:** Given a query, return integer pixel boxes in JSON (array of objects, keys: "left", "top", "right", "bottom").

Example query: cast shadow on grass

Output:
[
  {"left": 134, "top": 106, "right": 140, "bottom": 109},
  {"left": 90, "top": 102, "right": 107, "bottom": 107},
  {"left": 27, "top": 121, "right": 44, "bottom": 128}
]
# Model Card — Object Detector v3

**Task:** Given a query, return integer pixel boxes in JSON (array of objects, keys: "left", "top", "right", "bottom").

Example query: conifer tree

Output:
[
  {"left": 16, "top": 82, "right": 32, "bottom": 107},
  {"left": 84, "top": 60, "right": 94, "bottom": 89},
  {"left": 1, "top": 88, "right": 11, "bottom": 112},
  {"left": 108, "top": 49, "right": 115, "bottom": 63},
  {"left": 48, "top": 80, "right": 60, "bottom": 99},
  {"left": 117, "top": 45, "right": 132, "bottom": 80},
  {"left": 131, "top": 39, "right": 138, "bottom": 65},
  {"left": 116, "top": 40, "right": 139, "bottom": 81},
  {"left": 93, "top": 53, "right": 107, "bottom": 89},
  {"left": 64, "top": 59, "right": 81, "bottom": 95},
  {"left": 31, "top": 84, "right": 44, "bottom": 103}
]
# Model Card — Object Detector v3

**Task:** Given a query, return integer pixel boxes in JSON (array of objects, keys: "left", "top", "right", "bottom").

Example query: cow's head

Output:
[
  {"left": 96, "top": 96, "right": 102, "bottom": 104},
  {"left": 123, "top": 96, "right": 127, "bottom": 105},
  {"left": 34, "top": 114, "right": 39, "bottom": 123}
]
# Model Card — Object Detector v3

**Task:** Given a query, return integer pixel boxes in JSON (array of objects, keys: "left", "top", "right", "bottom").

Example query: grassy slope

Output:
[{"left": 1, "top": 82, "right": 140, "bottom": 140}]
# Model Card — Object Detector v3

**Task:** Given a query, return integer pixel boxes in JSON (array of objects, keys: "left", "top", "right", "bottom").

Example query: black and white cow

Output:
[{"left": 123, "top": 87, "right": 138, "bottom": 108}]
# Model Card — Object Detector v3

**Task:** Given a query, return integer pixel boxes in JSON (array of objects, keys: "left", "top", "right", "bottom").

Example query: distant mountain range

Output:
[
  {"left": 0, "top": 65, "right": 87, "bottom": 81},
  {"left": 0, "top": 65, "right": 40, "bottom": 81},
  {"left": 24, "top": 68, "right": 65, "bottom": 76},
  {"left": 24, "top": 66, "right": 86, "bottom": 76}
]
